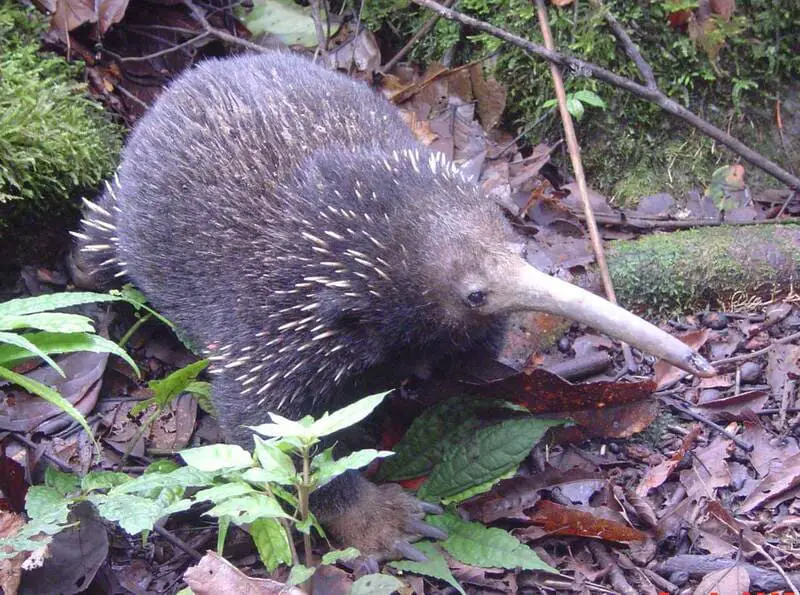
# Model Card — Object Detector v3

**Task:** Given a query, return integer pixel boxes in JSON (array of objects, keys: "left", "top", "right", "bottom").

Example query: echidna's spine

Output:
[{"left": 69, "top": 173, "right": 127, "bottom": 285}]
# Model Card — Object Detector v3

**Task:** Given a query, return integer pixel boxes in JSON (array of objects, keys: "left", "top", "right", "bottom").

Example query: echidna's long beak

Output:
[{"left": 501, "top": 260, "right": 715, "bottom": 378}]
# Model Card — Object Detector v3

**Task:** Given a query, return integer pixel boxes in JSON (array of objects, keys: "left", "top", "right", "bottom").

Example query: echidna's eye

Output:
[{"left": 466, "top": 290, "right": 487, "bottom": 307}]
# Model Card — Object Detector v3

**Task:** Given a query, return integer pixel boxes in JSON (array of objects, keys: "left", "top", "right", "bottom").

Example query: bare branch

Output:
[{"left": 588, "top": 0, "right": 656, "bottom": 88}]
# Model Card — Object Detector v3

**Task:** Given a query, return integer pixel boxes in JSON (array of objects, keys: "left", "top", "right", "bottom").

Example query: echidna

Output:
[{"left": 74, "top": 51, "right": 712, "bottom": 559}]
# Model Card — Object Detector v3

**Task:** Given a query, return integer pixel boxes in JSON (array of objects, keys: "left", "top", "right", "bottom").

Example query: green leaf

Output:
[
  {"left": 0, "top": 292, "right": 121, "bottom": 316},
  {"left": 321, "top": 547, "right": 361, "bottom": 565},
  {"left": 205, "top": 493, "right": 290, "bottom": 524},
  {"left": 351, "top": 574, "right": 405, "bottom": 594},
  {"left": 193, "top": 482, "right": 256, "bottom": 504},
  {"left": 377, "top": 397, "right": 501, "bottom": 482},
  {"left": 250, "top": 517, "right": 293, "bottom": 572},
  {"left": 427, "top": 512, "right": 557, "bottom": 572},
  {"left": 0, "top": 331, "right": 139, "bottom": 376},
  {"left": 148, "top": 359, "right": 209, "bottom": 409},
  {"left": 250, "top": 391, "right": 389, "bottom": 441},
  {"left": 240, "top": 0, "right": 328, "bottom": 48},
  {"left": 180, "top": 443, "right": 252, "bottom": 472},
  {"left": 90, "top": 493, "right": 193, "bottom": 535},
  {"left": 81, "top": 471, "right": 132, "bottom": 491},
  {"left": 217, "top": 515, "right": 231, "bottom": 555},
  {"left": 287, "top": 564, "right": 316, "bottom": 586},
  {"left": 25, "top": 486, "right": 70, "bottom": 523},
  {"left": 312, "top": 447, "right": 394, "bottom": 487},
  {"left": 45, "top": 467, "right": 80, "bottom": 496},
  {"left": 308, "top": 391, "right": 390, "bottom": 438},
  {"left": 0, "top": 312, "right": 96, "bottom": 333},
  {"left": 417, "top": 417, "right": 563, "bottom": 501},
  {"left": 0, "top": 365, "right": 98, "bottom": 450},
  {"left": 0, "top": 331, "right": 63, "bottom": 375},
  {"left": 253, "top": 436, "right": 299, "bottom": 484},
  {"left": 441, "top": 466, "right": 517, "bottom": 505},
  {"left": 573, "top": 90, "right": 606, "bottom": 108},
  {"left": 566, "top": 96, "right": 585, "bottom": 120},
  {"left": 110, "top": 466, "right": 216, "bottom": 494},
  {"left": 391, "top": 542, "right": 465, "bottom": 594}
]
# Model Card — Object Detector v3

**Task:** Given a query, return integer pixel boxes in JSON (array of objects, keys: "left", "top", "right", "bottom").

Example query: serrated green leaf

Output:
[
  {"left": 81, "top": 471, "right": 132, "bottom": 491},
  {"left": 377, "top": 397, "right": 494, "bottom": 482},
  {"left": 351, "top": 574, "right": 405, "bottom": 594},
  {"left": 0, "top": 331, "right": 139, "bottom": 376},
  {"left": 90, "top": 493, "right": 193, "bottom": 535},
  {"left": 25, "top": 486, "right": 70, "bottom": 522},
  {"left": 250, "top": 392, "right": 389, "bottom": 441},
  {"left": 427, "top": 512, "right": 556, "bottom": 572},
  {"left": 205, "top": 493, "right": 290, "bottom": 524},
  {"left": 417, "top": 417, "right": 563, "bottom": 501},
  {"left": 148, "top": 359, "right": 209, "bottom": 409},
  {"left": 253, "top": 436, "right": 298, "bottom": 484},
  {"left": 250, "top": 517, "right": 292, "bottom": 572},
  {"left": 0, "top": 365, "right": 98, "bottom": 450},
  {"left": 391, "top": 542, "right": 464, "bottom": 594},
  {"left": 0, "top": 331, "right": 63, "bottom": 375},
  {"left": 287, "top": 564, "right": 316, "bottom": 586},
  {"left": 312, "top": 447, "right": 393, "bottom": 487},
  {"left": 241, "top": 467, "right": 297, "bottom": 487},
  {"left": 110, "top": 466, "right": 216, "bottom": 494},
  {"left": 0, "top": 292, "right": 121, "bottom": 316},
  {"left": 194, "top": 482, "right": 256, "bottom": 504},
  {"left": 308, "top": 391, "right": 390, "bottom": 438},
  {"left": 180, "top": 443, "right": 252, "bottom": 472},
  {"left": 573, "top": 89, "right": 606, "bottom": 108},
  {"left": 441, "top": 466, "right": 517, "bottom": 506},
  {"left": 0, "top": 312, "right": 95, "bottom": 333},
  {"left": 45, "top": 467, "right": 80, "bottom": 496},
  {"left": 321, "top": 547, "right": 360, "bottom": 565}
]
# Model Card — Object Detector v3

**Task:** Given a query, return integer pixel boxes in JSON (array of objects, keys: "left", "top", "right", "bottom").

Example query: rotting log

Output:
[{"left": 605, "top": 224, "right": 800, "bottom": 315}]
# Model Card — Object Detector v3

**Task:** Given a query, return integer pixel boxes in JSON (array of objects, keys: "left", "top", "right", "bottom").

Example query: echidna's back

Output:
[{"left": 102, "top": 52, "right": 417, "bottom": 346}]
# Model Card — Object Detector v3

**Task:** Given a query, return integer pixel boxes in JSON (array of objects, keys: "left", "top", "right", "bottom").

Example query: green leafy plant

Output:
[
  {"left": 0, "top": 292, "right": 140, "bottom": 448},
  {"left": 3, "top": 390, "right": 565, "bottom": 591},
  {"left": 542, "top": 89, "right": 607, "bottom": 121}
]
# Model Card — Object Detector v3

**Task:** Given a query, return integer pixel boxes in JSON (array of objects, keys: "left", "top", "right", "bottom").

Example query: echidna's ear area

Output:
[{"left": 69, "top": 174, "right": 126, "bottom": 288}]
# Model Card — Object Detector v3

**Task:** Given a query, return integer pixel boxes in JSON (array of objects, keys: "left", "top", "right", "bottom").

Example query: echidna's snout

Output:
[{"left": 476, "top": 254, "right": 715, "bottom": 378}]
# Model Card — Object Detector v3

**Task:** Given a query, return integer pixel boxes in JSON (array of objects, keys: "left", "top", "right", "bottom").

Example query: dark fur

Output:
[
  {"left": 78, "top": 51, "right": 507, "bottom": 442},
  {"left": 76, "top": 52, "right": 512, "bottom": 556}
]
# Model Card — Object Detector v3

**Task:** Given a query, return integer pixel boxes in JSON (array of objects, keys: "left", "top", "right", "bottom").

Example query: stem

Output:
[
  {"left": 300, "top": 446, "right": 314, "bottom": 568},
  {"left": 119, "top": 312, "right": 153, "bottom": 348}
]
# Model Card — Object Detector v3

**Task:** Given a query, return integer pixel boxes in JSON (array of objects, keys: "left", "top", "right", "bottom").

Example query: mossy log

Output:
[{"left": 605, "top": 224, "right": 800, "bottom": 315}]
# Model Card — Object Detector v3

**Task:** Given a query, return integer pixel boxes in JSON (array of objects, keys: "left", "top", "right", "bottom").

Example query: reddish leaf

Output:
[{"left": 527, "top": 500, "right": 647, "bottom": 543}]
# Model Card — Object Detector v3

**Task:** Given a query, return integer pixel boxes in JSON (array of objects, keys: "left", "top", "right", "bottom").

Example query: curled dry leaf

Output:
[
  {"left": 184, "top": 552, "right": 305, "bottom": 595},
  {"left": 527, "top": 500, "right": 647, "bottom": 543}
]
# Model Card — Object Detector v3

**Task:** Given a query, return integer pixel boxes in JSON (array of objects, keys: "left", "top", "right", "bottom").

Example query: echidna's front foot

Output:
[{"left": 310, "top": 471, "right": 446, "bottom": 563}]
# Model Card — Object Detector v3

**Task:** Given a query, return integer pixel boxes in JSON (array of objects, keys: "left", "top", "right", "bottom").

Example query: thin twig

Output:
[
  {"left": 153, "top": 525, "right": 204, "bottom": 561},
  {"left": 116, "top": 32, "right": 210, "bottom": 63},
  {"left": 713, "top": 330, "right": 800, "bottom": 367},
  {"left": 533, "top": 0, "right": 635, "bottom": 372},
  {"left": 408, "top": 0, "right": 800, "bottom": 191},
  {"left": 587, "top": 0, "right": 656, "bottom": 88},
  {"left": 309, "top": 0, "right": 329, "bottom": 62},
  {"left": 662, "top": 396, "right": 753, "bottom": 452},
  {"left": 183, "top": 0, "right": 271, "bottom": 54},
  {"left": 568, "top": 209, "right": 800, "bottom": 230},
  {"left": 381, "top": 0, "right": 458, "bottom": 73}
]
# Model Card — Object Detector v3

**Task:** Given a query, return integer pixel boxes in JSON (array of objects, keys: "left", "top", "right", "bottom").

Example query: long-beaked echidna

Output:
[{"left": 73, "top": 51, "right": 713, "bottom": 559}]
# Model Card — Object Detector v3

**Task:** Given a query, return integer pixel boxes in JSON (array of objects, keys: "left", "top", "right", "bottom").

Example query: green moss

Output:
[
  {"left": 608, "top": 224, "right": 800, "bottom": 315},
  {"left": 0, "top": 1, "right": 123, "bottom": 207}
]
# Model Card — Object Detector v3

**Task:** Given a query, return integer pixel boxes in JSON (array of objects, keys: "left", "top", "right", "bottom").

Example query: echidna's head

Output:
[{"left": 291, "top": 146, "right": 714, "bottom": 377}]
